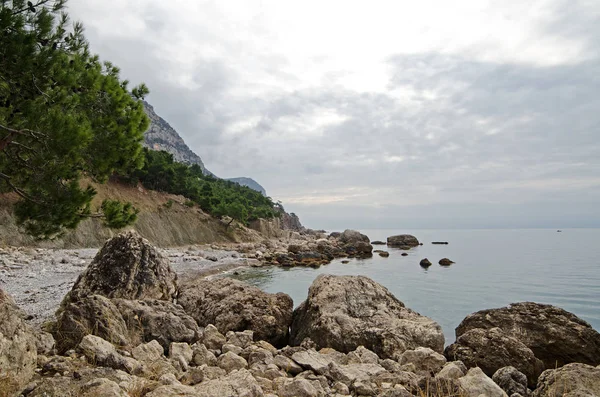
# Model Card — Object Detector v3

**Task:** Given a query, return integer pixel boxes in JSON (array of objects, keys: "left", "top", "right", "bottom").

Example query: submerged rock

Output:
[
  {"left": 455, "top": 302, "right": 600, "bottom": 369},
  {"left": 178, "top": 278, "right": 293, "bottom": 347},
  {"left": 387, "top": 235, "right": 419, "bottom": 247},
  {"left": 290, "top": 274, "right": 444, "bottom": 359}
]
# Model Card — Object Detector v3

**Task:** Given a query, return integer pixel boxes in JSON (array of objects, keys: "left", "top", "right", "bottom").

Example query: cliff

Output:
[{"left": 142, "top": 101, "right": 210, "bottom": 175}]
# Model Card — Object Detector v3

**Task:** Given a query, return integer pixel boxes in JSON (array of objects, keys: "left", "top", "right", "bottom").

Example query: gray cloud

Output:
[{"left": 68, "top": 0, "right": 600, "bottom": 229}]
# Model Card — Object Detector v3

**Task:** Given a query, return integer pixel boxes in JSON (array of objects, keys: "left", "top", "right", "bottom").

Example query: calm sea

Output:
[{"left": 229, "top": 228, "right": 600, "bottom": 345}]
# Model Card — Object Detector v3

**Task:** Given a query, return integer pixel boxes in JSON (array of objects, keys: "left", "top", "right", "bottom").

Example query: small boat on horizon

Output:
[{"left": 557, "top": 230, "right": 562, "bottom": 232}]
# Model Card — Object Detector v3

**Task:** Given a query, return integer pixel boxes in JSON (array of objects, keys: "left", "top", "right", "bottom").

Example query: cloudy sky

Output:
[{"left": 68, "top": 0, "right": 600, "bottom": 230}]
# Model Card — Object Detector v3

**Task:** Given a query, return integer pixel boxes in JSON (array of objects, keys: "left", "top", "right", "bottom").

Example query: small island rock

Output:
[
  {"left": 439, "top": 258, "right": 454, "bottom": 266},
  {"left": 420, "top": 259, "right": 432, "bottom": 267},
  {"left": 387, "top": 235, "right": 420, "bottom": 248}
]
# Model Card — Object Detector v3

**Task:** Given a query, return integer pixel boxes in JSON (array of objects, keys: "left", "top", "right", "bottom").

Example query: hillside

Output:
[
  {"left": 0, "top": 180, "right": 273, "bottom": 248},
  {"left": 226, "top": 177, "right": 267, "bottom": 195}
]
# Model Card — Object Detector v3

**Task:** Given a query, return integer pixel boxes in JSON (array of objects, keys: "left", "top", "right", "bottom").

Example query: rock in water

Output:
[
  {"left": 0, "top": 289, "right": 37, "bottom": 395},
  {"left": 290, "top": 274, "right": 444, "bottom": 359},
  {"left": 438, "top": 258, "right": 454, "bottom": 266},
  {"left": 455, "top": 302, "right": 600, "bottom": 369},
  {"left": 64, "top": 231, "right": 177, "bottom": 302},
  {"left": 338, "top": 229, "right": 373, "bottom": 257},
  {"left": 444, "top": 327, "right": 543, "bottom": 387},
  {"left": 387, "top": 234, "right": 420, "bottom": 247},
  {"left": 420, "top": 258, "right": 432, "bottom": 267},
  {"left": 178, "top": 278, "right": 293, "bottom": 347}
]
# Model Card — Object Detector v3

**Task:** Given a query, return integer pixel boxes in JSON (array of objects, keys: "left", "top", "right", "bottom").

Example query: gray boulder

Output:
[
  {"left": 492, "top": 366, "right": 529, "bottom": 397},
  {"left": 387, "top": 235, "right": 419, "bottom": 247},
  {"left": 533, "top": 363, "right": 600, "bottom": 397},
  {"left": 0, "top": 289, "right": 37, "bottom": 396},
  {"left": 290, "top": 275, "right": 444, "bottom": 359},
  {"left": 113, "top": 298, "right": 200, "bottom": 351},
  {"left": 458, "top": 367, "right": 508, "bottom": 397},
  {"left": 52, "top": 294, "right": 129, "bottom": 354},
  {"left": 52, "top": 295, "right": 200, "bottom": 353},
  {"left": 456, "top": 302, "right": 600, "bottom": 369},
  {"left": 178, "top": 278, "right": 293, "bottom": 347},
  {"left": 445, "top": 327, "right": 543, "bottom": 387},
  {"left": 64, "top": 231, "right": 177, "bottom": 303}
]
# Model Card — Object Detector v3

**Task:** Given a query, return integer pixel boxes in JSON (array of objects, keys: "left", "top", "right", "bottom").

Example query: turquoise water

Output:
[{"left": 230, "top": 229, "right": 600, "bottom": 345}]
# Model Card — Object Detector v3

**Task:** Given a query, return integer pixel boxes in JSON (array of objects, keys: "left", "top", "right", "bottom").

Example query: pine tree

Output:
[{"left": 0, "top": 0, "right": 149, "bottom": 239}]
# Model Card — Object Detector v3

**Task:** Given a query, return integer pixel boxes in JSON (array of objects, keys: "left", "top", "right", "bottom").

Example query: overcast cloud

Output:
[{"left": 68, "top": 0, "right": 600, "bottom": 229}]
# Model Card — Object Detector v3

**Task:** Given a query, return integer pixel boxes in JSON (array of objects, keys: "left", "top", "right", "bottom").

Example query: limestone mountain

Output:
[
  {"left": 142, "top": 102, "right": 269, "bottom": 197},
  {"left": 142, "top": 101, "right": 210, "bottom": 174}
]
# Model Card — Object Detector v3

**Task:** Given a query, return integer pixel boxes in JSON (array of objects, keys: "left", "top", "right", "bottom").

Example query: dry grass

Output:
[
  {"left": 126, "top": 377, "right": 156, "bottom": 397},
  {"left": 414, "top": 378, "right": 467, "bottom": 397}
]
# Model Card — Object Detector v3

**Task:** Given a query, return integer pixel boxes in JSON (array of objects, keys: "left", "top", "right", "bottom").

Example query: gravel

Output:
[{"left": 0, "top": 245, "right": 251, "bottom": 327}]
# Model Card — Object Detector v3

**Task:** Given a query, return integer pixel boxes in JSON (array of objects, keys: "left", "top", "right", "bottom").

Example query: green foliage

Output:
[
  {"left": 0, "top": 0, "right": 149, "bottom": 238},
  {"left": 101, "top": 199, "right": 138, "bottom": 229},
  {"left": 184, "top": 200, "right": 195, "bottom": 208},
  {"left": 163, "top": 199, "right": 173, "bottom": 209},
  {"left": 129, "top": 148, "right": 279, "bottom": 225}
]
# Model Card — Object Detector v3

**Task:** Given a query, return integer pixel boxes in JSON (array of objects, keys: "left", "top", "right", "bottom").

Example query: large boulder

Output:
[
  {"left": 52, "top": 295, "right": 129, "bottom": 354},
  {"left": 387, "top": 234, "right": 419, "bottom": 247},
  {"left": 444, "top": 327, "right": 543, "bottom": 387},
  {"left": 113, "top": 298, "right": 201, "bottom": 351},
  {"left": 52, "top": 295, "right": 200, "bottom": 353},
  {"left": 455, "top": 302, "right": 600, "bottom": 369},
  {"left": 533, "top": 363, "right": 600, "bottom": 397},
  {"left": 338, "top": 229, "right": 373, "bottom": 257},
  {"left": 0, "top": 289, "right": 37, "bottom": 396},
  {"left": 178, "top": 278, "right": 293, "bottom": 347},
  {"left": 290, "top": 275, "right": 444, "bottom": 359},
  {"left": 64, "top": 231, "right": 177, "bottom": 303}
]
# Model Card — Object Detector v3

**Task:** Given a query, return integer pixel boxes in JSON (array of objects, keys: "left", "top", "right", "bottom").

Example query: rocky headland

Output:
[{"left": 1, "top": 231, "right": 599, "bottom": 397}]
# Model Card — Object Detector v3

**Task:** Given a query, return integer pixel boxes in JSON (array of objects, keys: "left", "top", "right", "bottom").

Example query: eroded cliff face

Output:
[
  {"left": 0, "top": 181, "right": 263, "bottom": 248},
  {"left": 142, "top": 101, "right": 210, "bottom": 174}
]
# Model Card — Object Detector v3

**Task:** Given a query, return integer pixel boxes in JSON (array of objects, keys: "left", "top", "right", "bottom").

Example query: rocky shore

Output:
[{"left": 1, "top": 232, "right": 600, "bottom": 397}]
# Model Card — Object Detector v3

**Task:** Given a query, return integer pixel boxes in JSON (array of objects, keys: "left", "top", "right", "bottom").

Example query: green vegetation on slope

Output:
[
  {"left": 0, "top": 0, "right": 149, "bottom": 239},
  {"left": 127, "top": 148, "right": 279, "bottom": 225}
]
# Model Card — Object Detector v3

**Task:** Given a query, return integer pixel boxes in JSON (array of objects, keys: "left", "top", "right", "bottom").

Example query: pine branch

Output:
[{"left": 0, "top": 172, "right": 41, "bottom": 203}]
